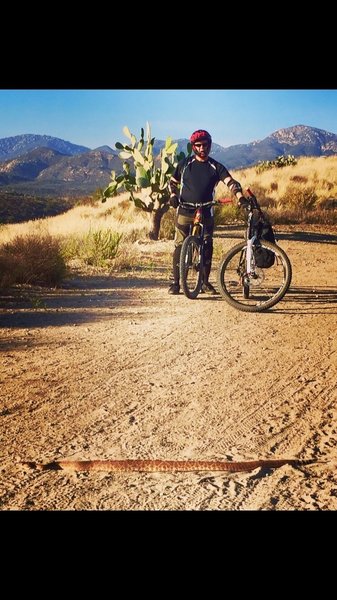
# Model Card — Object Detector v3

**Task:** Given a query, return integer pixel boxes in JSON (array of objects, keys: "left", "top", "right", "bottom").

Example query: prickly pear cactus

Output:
[{"left": 102, "top": 123, "right": 191, "bottom": 239}]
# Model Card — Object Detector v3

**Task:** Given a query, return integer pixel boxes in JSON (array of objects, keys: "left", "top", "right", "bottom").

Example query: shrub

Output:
[
  {"left": 0, "top": 234, "right": 67, "bottom": 288},
  {"left": 256, "top": 154, "right": 297, "bottom": 174},
  {"left": 62, "top": 229, "right": 122, "bottom": 267},
  {"left": 279, "top": 185, "right": 317, "bottom": 211},
  {"left": 214, "top": 203, "right": 241, "bottom": 225},
  {"left": 87, "top": 230, "right": 122, "bottom": 265}
]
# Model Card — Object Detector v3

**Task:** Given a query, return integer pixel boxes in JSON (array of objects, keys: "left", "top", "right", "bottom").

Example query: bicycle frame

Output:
[
  {"left": 180, "top": 200, "right": 216, "bottom": 236},
  {"left": 191, "top": 208, "right": 203, "bottom": 236},
  {"left": 179, "top": 199, "right": 230, "bottom": 299}
]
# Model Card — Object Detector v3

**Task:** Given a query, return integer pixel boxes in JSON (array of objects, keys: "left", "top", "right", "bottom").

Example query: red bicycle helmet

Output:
[{"left": 190, "top": 130, "right": 212, "bottom": 145}]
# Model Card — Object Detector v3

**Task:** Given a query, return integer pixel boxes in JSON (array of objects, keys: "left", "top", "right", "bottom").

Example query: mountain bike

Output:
[
  {"left": 217, "top": 189, "right": 292, "bottom": 312},
  {"left": 179, "top": 198, "right": 230, "bottom": 299}
]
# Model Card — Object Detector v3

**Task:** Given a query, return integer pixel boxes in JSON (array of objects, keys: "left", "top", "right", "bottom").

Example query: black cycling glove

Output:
[
  {"left": 238, "top": 196, "right": 250, "bottom": 209},
  {"left": 169, "top": 195, "right": 179, "bottom": 208}
]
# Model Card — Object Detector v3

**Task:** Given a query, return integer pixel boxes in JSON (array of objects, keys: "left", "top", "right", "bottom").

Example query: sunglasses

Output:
[{"left": 194, "top": 142, "right": 209, "bottom": 148}]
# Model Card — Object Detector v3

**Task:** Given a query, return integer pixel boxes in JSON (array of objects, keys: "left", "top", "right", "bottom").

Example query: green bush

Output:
[
  {"left": 214, "top": 203, "right": 241, "bottom": 226},
  {"left": 256, "top": 154, "right": 297, "bottom": 174},
  {"left": 62, "top": 229, "right": 122, "bottom": 266}
]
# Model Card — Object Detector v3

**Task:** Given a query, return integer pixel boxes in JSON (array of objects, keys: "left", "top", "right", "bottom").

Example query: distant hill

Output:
[
  {"left": 0, "top": 148, "right": 123, "bottom": 195},
  {"left": 94, "top": 145, "right": 117, "bottom": 154},
  {"left": 0, "top": 134, "right": 89, "bottom": 161},
  {"left": 0, "top": 147, "right": 65, "bottom": 184},
  {"left": 36, "top": 149, "right": 121, "bottom": 188},
  {"left": 210, "top": 125, "right": 337, "bottom": 169},
  {"left": 154, "top": 125, "right": 337, "bottom": 169},
  {"left": 1, "top": 125, "right": 337, "bottom": 224}
]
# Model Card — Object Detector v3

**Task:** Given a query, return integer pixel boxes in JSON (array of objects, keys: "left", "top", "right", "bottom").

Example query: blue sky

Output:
[{"left": 1, "top": 89, "right": 337, "bottom": 149}]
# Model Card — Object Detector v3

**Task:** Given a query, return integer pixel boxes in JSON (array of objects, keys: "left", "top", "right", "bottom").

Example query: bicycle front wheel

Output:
[
  {"left": 217, "top": 240, "right": 292, "bottom": 312},
  {"left": 180, "top": 235, "right": 203, "bottom": 299}
]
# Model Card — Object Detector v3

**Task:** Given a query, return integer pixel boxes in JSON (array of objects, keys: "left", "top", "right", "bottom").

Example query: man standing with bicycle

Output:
[{"left": 168, "top": 129, "right": 248, "bottom": 295}]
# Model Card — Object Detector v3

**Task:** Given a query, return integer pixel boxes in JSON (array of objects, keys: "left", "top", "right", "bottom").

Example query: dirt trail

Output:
[{"left": 1, "top": 227, "right": 337, "bottom": 510}]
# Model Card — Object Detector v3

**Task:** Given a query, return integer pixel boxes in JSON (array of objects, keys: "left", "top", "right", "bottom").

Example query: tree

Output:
[{"left": 102, "top": 123, "right": 191, "bottom": 240}]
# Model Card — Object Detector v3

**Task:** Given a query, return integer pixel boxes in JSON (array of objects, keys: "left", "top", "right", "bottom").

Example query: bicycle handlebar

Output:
[
  {"left": 180, "top": 200, "right": 217, "bottom": 208},
  {"left": 218, "top": 197, "right": 233, "bottom": 204},
  {"left": 215, "top": 195, "right": 260, "bottom": 209},
  {"left": 180, "top": 198, "right": 233, "bottom": 208},
  {"left": 216, "top": 196, "right": 259, "bottom": 210},
  {"left": 179, "top": 191, "right": 260, "bottom": 210}
]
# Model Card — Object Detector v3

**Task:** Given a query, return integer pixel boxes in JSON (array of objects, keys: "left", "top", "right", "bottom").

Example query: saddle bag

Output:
[{"left": 254, "top": 219, "right": 276, "bottom": 268}]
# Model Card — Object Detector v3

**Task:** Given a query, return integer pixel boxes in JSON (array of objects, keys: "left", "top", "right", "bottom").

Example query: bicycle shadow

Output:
[
  {"left": 275, "top": 231, "right": 337, "bottom": 244},
  {"left": 193, "top": 294, "right": 223, "bottom": 302},
  {"left": 195, "top": 286, "right": 337, "bottom": 312},
  {"left": 274, "top": 286, "right": 337, "bottom": 314},
  {"left": 214, "top": 225, "right": 244, "bottom": 240},
  {"left": 214, "top": 226, "right": 337, "bottom": 245}
]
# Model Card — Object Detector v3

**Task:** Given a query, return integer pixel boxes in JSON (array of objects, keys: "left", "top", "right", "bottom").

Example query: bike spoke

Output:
[{"left": 217, "top": 241, "right": 292, "bottom": 312}]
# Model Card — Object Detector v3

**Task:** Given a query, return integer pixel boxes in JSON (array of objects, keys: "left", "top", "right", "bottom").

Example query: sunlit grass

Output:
[{"left": 1, "top": 155, "right": 336, "bottom": 289}]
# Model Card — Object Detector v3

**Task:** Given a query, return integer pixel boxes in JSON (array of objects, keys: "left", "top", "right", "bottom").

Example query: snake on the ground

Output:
[{"left": 21, "top": 458, "right": 311, "bottom": 472}]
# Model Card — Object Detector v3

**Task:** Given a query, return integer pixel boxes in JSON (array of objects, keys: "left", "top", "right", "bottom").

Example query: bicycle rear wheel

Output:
[
  {"left": 180, "top": 235, "right": 203, "bottom": 299},
  {"left": 217, "top": 240, "right": 292, "bottom": 312}
]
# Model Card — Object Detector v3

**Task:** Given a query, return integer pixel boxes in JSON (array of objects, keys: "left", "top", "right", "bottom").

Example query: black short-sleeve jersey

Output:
[{"left": 172, "top": 156, "right": 231, "bottom": 204}]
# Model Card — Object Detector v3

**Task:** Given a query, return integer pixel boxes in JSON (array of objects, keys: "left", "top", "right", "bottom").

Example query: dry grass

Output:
[
  {"left": 0, "top": 193, "right": 151, "bottom": 244},
  {"left": 1, "top": 156, "right": 336, "bottom": 288},
  {"left": 0, "top": 194, "right": 173, "bottom": 285},
  {"left": 229, "top": 155, "right": 337, "bottom": 224},
  {"left": 0, "top": 234, "right": 67, "bottom": 288},
  {"left": 1, "top": 156, "right": 335, "bottom": 247}
]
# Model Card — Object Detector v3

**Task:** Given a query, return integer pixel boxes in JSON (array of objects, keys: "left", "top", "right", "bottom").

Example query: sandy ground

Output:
[{"left": 1, "top": 226, "right": 337, "bottom": 511}]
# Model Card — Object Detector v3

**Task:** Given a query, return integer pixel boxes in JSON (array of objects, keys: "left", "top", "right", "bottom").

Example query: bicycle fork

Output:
[
  {"left": 246, "top": 236, "right": 256, "bottom": 275},
  {"left": 243, "top": 236, "right": 260, "bottom": 288}
]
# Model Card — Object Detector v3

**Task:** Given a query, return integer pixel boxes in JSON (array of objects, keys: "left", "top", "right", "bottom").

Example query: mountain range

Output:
[{"left": 1, "top": 125, "right": 337, "bottom": 202}]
